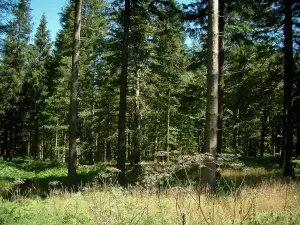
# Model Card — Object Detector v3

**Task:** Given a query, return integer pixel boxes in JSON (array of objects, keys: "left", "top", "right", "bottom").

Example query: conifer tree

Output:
[
  {"left": 203, "top": 0, "right": 218, "bottom": 189},
  {"left": 117, "top": 0, "right": 130, "bottom": 179},
  {"left": 0, "top": 0, "right": 32, "bottom": 160},
  {"left": 68, "top": 0, "right": 82, "bottom": 186},
  {"left": 283, "top": 0, "right": 294, "bottom": 177},
  {"left": 25, "top": 13, "right": 52, "bottom": 158}
]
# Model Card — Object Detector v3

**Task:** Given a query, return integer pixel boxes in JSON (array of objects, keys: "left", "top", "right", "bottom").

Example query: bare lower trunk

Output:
[
  {"left": 68, "top": 0, "right": 82, "bottom": 186},
  {"left": 217, "top": 0, "right": 224, "bottom": 154},
  {"left": 55, "top": 124, "right": 58, "bottom": 160},
  {"left": 166, "top": 89, "right": 170, "bottom": 161},
  {"left": 202, "top": 0, "right": 219, "bottom": 190},
  {"left": 117, "top": 0, "right": 130, "bottom": 184},
  {"left": 283, "top": 0, "right": 294, "bottom": 177},
  {"left": 132, "top": 70, "right": 140, "bottom": 164}
]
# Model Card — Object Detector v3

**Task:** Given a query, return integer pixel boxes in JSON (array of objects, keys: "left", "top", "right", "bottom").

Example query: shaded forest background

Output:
[{"left": 0, "top": 0, "right": 300, "bottom": 180}]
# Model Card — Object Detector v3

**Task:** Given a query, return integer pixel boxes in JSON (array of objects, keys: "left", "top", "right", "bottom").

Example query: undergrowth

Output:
[
  {"left": 0, "top": 180, "right": 300, "bottom": 224},
  {"left": 0, "top": 156, "right": 299, "bottom": 224}
]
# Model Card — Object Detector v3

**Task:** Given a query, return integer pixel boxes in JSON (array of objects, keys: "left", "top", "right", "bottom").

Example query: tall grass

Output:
[
  {"left": 1, "top": 178, "right": 300, "bottom": 224},
  {"left": 1, "top": 157, "right": 299, "bottom": 224}
]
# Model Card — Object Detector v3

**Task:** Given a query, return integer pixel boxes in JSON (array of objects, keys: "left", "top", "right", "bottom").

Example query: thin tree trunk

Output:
[
  {"left": 202, "top": 0, "right": 219, "bottom": 189},
  {"left": 166, "top": 89, "right": 170, "bottom": 161},
  {"left": 272, "top": 130, "right": 276, "bottom": 157},
  {"left": 91, "top": 103, "right": 95, "bottom": 163},
  {"left": 245, "top": 129, "right": 249, "bottom": 156},
  {"left": 55, "top": 124, "right": 58, "bottom": 160},
  {"left": 260, "top": 114, "right": 266, "bottom": 157},
  {"left": 106, "top": 104, "right": 112, "bottom": 161},
  {"left": 280, "top": 123, "right": 285, "bottom": 166},
  {"left": 68, "top": 0, "right": 82, "bottom": 186},
  {"left": 27, "top": 133, "right": 31, "bottom": 157},
  {"left": 95, "top": 133, "right": 99, "bottom": 162},
  {"left": 64, "top": 132, "right": 67, "bottom": 163},
  {"left": 276, "top": 126, "right": 281, "bottom": 157},
  {"left": 198, "top": 131, "right": 202, "bottom": 153},
  {"left": 217, "top": 0, "right": 224, "bottom": 154},
  {"left": 259, "top": 122, "right": 266, "bottom": 157},
  {"left": 132, "top": 70, "right": 140, "bottom": 164},
  {"left": 117, "top": 0, "right": 130, "bottom": 182},
  {"left": 283, "top": 0, "right": 294, "bottom": 177}
]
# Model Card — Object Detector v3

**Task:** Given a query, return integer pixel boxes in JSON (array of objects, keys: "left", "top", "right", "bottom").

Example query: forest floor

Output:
[{"left": 0, "top": 156, "right": 300, "bottom": 224}]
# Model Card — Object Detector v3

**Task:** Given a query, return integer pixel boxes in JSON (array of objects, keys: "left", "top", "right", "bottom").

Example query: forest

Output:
[{"left": 0, "top": 0, "right": 300, "bottom": 224}]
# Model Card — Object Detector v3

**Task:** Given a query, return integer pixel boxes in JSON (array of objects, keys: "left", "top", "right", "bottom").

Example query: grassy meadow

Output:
[{"left": 0, "top": 157, "right": 300, "bottom": 225}]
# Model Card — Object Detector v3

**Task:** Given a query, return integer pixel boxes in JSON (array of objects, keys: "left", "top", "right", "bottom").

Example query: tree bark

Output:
[
  {"left": 166, "top": 89, "right": 171, "bottom": 161},
  {"left": 132, "top": 70, "right": 141, "bottom": 164},
  {"left": 217, "top": 0, "right": 224, "bottom": 154},
  {"left": 202, "top": 0, "right": 219, "bottom": 189},
  {"left": 117, "top": 0, "right": 130, "bottom": 183},
  {"left": 283, "top": 0, "right": 294, "bottom": 177},
  {"left": 68, "top": 0, "right": 82, "bottom": 186}
]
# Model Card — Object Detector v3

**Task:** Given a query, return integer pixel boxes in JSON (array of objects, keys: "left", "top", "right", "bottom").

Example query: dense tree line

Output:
[{"left": 0, "top": 0, "right": 299, "bottom": 185}]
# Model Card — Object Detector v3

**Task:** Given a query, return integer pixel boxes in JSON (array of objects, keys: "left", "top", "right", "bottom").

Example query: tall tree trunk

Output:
[
  {"left": 132, "top": 70, "right": 140, "bottom": 164},
  {"left": 55, "top": 125, "right": 58, "bottom": 160},
  {"left": 202, "top": 0, "right": 219, "bottom": 189},
  {"left": 217, "top": 0, "right": 224, "bottom": 154},
  {"left": 283, "top": 0, "right": 294, "bottom": 177},
  {"left": 106, "top": 103, "right": 112, "bottom": 161},
  {"left": 166, "top": 89, "right": 170, "bottom": 161},
  {"left": 117, "top": 0, "right": 130, "bottom": 182},
  {"left": 280, "top": 123, "right": 285, "bottom": 166},
  {"left": 68, "top": 0, "right": 82, "bottom": 186}
]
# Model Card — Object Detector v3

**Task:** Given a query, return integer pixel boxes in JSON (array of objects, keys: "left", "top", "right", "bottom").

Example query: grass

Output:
[
  {"left": 1, "top": 180, "right": 300, "bottom": 224},
  {"left": 0, "top": 156, "right": 300, "bottom": 224},
  {"left": 0, "top": 158, "right": 107, "bottom": 197}
]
